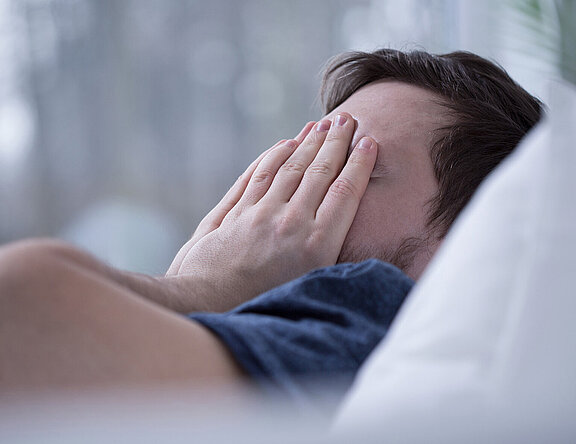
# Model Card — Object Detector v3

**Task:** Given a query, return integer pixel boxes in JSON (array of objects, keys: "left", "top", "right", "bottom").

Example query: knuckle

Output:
[
  {"left": 323, "top": 131, "right": 342, "bottom": 145},
  {"left": 274, "top": 210, "right": 301, "bottom": 234},
  {"left": 324, "top": 132, "right": 342, "bottom": 143},
  {"left": 301, "top": 231, "right": 329, "bottom": 261},
  {"left": 307, "top": 159, "right": 334, "bottom": 177},
  {"left": 310, "top": 231, "right": 326, "bottom": 248},
  {"left": 310, "top": 128, "right": 331, "bottom": 144},
  {"left": 246, "top": 204, "right": 269, "bottom": 226},
  {"left": 346, "top": 151, "right": 368, "bottom": 166},
  {"left": 280, "top": 159, "right": 307, "bottom": 174},
  {"left": 329, "top": 177, "right": 360, "bottom": 199},
  {"left": 246, "top": 202, "right": 280, "bottom": 226},
  {"left": 274, "top": 215, "right": 295, "bottom": 236},
  {"left": 324, "top": 129, "right": 349, "bottom": 144},
  {"left": 251, "top": 168, "right": 275, "bottom": 185}
]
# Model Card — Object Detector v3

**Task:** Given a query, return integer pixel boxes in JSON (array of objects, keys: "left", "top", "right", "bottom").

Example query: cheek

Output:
[
  {"left": 347, "top": 181, "right": 428, "bottom": 246},
  {"left": 350, "top": 192, "right": 378, "bottom": 232},
  {"left": 346, "top": 185, "right": 392, "bottom": 246}
]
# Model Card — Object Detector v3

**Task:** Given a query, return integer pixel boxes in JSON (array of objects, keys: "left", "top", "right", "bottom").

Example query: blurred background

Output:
[{"left": 0, "top": 0, "right": 571, "bottom": 274}]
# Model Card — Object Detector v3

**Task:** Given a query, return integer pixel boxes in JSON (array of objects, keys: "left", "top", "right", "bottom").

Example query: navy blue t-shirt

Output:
[{"left": 188, "top": 259, "right": 413, "bottom": 410}]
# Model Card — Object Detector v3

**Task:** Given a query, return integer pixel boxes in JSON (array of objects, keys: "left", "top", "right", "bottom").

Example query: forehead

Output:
[{"left": 326, "top": 80, "right": 448, "bottom": 152}]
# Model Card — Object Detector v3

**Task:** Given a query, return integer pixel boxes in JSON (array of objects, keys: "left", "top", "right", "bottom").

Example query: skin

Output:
[
  {"left": 328, "top": 81, "right": 449, "bottom": 279},
  {"left": 0, "top": 81, "right": 448, "bottom": 392},
  {"left": 165, "top": 113, "right": 377, "bottom": 310},
  {"left": 0, "top": 110, "right": 377, "bottom": 391}
]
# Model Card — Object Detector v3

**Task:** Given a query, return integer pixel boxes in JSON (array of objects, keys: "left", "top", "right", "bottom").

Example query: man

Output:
[{"left": 0, "top": 49, "right": 541, "bottom": 407}]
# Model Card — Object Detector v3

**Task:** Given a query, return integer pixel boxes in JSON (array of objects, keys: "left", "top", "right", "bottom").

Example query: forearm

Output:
[
  {"left": 75, "top": 250, "right": 240, "bottom": 312},
  {"left": 111, "top": 271, "right": 236, "bottom": 313},
  {"left": 72, "top": 251, "right": 233, "bottom": 313},
  {"left": 0, "top": 238, "right": 244, "bottom": 392},
  {"left": 13, "top": 115, "right": 375, "bottom": 315},
  {"left": 107, "top": 270, "right": 196, "bottom": 313},
  {"left": 9, "top": 238, "right": 226, "bottom": 314}
]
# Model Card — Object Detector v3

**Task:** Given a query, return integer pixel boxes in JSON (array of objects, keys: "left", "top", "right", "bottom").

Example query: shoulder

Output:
[
  {"left": 188, "top": 260, "right": 415, "bottom": 407},
  {"left": 282, "top": 259, "right": 414, "bottom": 299},
  {"left": 234, "top": 259, "right": 414, "bottom": 320},
  {"left": 302, "top": 259, "right": 412, "bottom": 282}
]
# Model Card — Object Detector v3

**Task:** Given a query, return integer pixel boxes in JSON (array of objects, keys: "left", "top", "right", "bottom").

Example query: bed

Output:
[{"left": 1, "top": 80, "right": 574, "bottom": 443}]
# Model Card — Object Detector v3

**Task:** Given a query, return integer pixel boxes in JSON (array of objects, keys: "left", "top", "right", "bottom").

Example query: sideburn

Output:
[{"left": 337, "top": 236, "right": 426, "bottom": 277}]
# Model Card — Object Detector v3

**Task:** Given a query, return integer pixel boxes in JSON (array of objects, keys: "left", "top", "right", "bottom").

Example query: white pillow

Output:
[{"left": 334, "top": 81, "right": 576, "bottom": 442}]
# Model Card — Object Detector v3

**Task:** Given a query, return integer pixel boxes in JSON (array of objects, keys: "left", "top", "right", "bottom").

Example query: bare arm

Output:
[
  {"left": 22, "top": 114, "right": 377, "bottom": 314},
  {"left": 17, "top": 239, "right": 212, "bottom": 312},
  {"left": 0, "top": 114, "right": 376, "bottom": 391},
  {"left": 0, "top": 239, "right": 243, "bottom": 391}
]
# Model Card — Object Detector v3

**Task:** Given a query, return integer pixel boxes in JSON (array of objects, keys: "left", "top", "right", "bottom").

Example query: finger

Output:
[
  {"left": 295, "top": 121, "right": 316, "bottom": 144},
  {"left": 191, "top": 141, "right": 283, "bottom": 240},
  {"left": 193, "top": 119, "right": 314, "bottom": 239},
  {"left": 264, "top": 119, "right": 332, "bottom": 202},
  {"left": 315, "top": 136, "right": 377, "bottom": 241},
  {"left": 169, "top": 140, "right": 288, "bottom": 276},
  {"left": 290, "top": 112, "right": 356, "bottom": 213},
  {"left": 166, "top": 237, "right": 194, "bottom": 275},
  {"left": 236, "top": 139, "right": 299, "bottom": 206}
]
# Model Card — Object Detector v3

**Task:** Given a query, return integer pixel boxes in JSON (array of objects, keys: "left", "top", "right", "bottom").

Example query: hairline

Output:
[{"left": 324, "top": 78, "right": 456, "bottom": 240}]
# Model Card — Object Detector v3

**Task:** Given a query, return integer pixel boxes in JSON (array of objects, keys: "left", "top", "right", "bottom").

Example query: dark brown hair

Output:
[{"left": 321, "top": 49, "right": 543, "bottom": 238}]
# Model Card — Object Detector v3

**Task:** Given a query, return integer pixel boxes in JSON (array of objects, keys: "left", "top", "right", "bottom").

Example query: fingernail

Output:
[
  {"left": 316, "top": 120, "right": 331, "bottom": 132},
  {"left": 358, "top": 137, "right": 373, "bottom": 150},
  {"left": 334, "top": 114, "right": 348, "bottom": 127}
]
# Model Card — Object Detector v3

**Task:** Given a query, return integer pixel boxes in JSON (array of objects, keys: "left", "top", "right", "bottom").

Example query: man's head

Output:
[{"left": 321, "top": 49, "right": 542, "bottom": 279}]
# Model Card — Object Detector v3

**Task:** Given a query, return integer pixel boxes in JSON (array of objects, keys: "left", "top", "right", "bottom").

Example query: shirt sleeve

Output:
[{"left": 187, "top": 259, "right": 413, "bottom": 410}]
